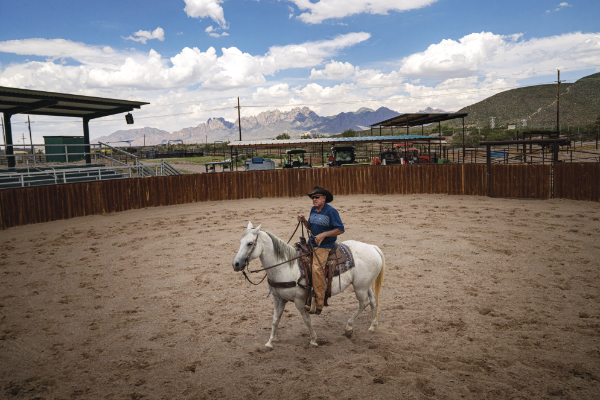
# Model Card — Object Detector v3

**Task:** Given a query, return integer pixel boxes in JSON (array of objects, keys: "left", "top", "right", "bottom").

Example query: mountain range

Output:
[{"left": 93, "top": 106, "right": 403, "bottom": 146}]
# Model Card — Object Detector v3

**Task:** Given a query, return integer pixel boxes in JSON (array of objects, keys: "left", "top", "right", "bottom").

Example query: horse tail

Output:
[{"left": 372, "top": 246, "right": 386, "bottom": 324}]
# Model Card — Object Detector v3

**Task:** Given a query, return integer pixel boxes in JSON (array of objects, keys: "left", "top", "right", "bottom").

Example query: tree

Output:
[
  {"left": 341, "top": 129, "right": 356, "bottom": 138},
  {"left": 276, "top": 133, "right": 290, "bottom": 140}
]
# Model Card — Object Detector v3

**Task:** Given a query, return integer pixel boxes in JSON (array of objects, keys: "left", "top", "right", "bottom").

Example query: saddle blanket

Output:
[{"left": 331, "top": 243, "right": 355, "bottom": 276}]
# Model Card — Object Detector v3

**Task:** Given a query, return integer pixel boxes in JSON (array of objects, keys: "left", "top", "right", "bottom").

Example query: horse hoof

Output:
[
  {"left": 368, "top": 326, "right": 376, "bottom": 332},
  {"left": 309, "top": 342, "right": 318, "bottom": 348},
  {"left": 265, "top": 343, "right": 273, "bottom": 351},
  {"left": 344, "top": 329, "right": 353, "bottom": 338}
]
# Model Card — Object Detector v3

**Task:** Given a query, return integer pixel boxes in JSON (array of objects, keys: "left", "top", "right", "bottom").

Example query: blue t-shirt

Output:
[{"left": 308, "top": 203, "right": 345, "bottom": 249}]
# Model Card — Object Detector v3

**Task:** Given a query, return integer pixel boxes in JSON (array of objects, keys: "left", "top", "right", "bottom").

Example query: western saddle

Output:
[{"left": 266, "top": 236, "right": 350, "bottom": 310}]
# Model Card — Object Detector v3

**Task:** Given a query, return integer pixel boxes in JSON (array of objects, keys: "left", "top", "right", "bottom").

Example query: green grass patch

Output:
[{"left": 143, "top": 156, "right": 229, "bottom": 164}]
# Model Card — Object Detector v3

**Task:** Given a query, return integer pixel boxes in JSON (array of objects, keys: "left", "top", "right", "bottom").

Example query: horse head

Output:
[{"left": 232, "top": 221, "right": 262, "bottom": 271}]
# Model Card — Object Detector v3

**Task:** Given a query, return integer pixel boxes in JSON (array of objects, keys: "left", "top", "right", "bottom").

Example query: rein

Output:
[{"left": 241, "top": 221, "right": 320, "bottom": 286}]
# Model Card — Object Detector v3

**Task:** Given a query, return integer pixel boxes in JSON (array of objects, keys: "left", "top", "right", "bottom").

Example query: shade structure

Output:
[
  {"left": 0, "top": 86, "right": 149, "bottom": 119},
  {"left": 370, "top": 113, "right": 469, "bottom": 128},
  {"left": 1, "top": 86, "right": 149, "bottom": 168}
]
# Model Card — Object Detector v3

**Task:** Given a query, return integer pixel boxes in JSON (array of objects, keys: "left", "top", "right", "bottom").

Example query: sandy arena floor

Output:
[{"left": 1, "top": 194, "right": 599, "bottom": 399}]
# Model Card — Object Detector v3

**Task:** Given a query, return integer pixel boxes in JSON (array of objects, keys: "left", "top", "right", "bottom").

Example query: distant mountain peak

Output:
[
  {"left": 356, "top": 107, "right": 375, "bottom": 113},
  {"left": 418, "top": 107, "right": 447, "bottom": 113}
]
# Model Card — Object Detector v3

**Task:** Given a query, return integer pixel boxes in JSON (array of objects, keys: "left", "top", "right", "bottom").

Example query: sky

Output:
[{"left": 1, "top": 0, "right": 599, "bottom": 142}]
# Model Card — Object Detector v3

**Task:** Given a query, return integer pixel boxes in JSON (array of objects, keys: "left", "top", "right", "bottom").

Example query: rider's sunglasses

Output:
[{"left": 310, "top": 195, "right": 322, "bottom": 199}]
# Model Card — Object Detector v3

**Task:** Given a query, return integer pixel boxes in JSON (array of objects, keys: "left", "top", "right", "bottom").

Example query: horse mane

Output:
[{"left": 264, "top": 231, "right": 297, "bottom": 264}]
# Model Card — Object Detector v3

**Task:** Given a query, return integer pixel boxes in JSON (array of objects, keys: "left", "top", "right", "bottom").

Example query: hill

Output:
[{"left": 451, "top": 72, "right": 600, "bottom": 128}]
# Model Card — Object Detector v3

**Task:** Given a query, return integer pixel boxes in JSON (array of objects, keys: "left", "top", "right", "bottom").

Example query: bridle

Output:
[{"left": 240, "top": 222, "right": 319, "bottom": 286}]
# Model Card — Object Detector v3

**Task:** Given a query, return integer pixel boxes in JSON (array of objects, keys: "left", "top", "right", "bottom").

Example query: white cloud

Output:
[
  {"left": 184, "top": 0, "right": 227, "bottom": 27},
  {"left": 288, "top": 0, "right": 438, "bottom": 24},
  {"left": 3, "top": 30, "right": 599, "bottom": 141},
  {"left": 310, "top": 60, "right": 357, "bottom": 79},
  {"left": 205, "top": 25, "right": 229, "bottom": 37},
  {"left": 0, "top": 38, "right": 122, "bottom": 67},
  {"left": 262, "top": 32, "right": 370, "bottom": 73},
  {"left": 124, "top": 27, "right": 165, "bottom": 44},
  {"left": 398, "top": 32, "right": 600, "bottom": 80},
  {"left": 548, "top": 2, "right": 572, "bottom": 12},
  {"left": 0, "top": 32, "right": 370, "bottom": 92}
]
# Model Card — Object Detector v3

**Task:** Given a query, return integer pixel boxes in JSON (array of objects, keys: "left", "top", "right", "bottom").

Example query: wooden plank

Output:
[
  {"left": 1, "top": 189, "right": 17, "bottom": 228},
  {"left": 591, "top": 164, "right": 599, "bottom": 202}
]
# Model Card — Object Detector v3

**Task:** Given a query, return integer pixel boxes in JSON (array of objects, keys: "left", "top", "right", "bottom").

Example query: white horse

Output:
[{"left": 232, "top": 222, "right": 385, "bottom": 349}]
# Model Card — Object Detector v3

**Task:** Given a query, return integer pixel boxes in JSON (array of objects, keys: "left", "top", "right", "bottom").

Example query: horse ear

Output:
[
  {"left": 255, "top": 224, "right": 262, "bottom": 231},
  {"left": 247, "top": 221, "right": 253, "bottom": 230}
]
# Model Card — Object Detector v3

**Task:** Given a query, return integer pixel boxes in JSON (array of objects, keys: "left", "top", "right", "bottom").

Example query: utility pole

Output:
[
  {"left": 143, "top": 134, "right": 146, "bottom": 147},
  {"left": 237, "top": 97, "right": 242, "bottom": 141},
  {"left": 21, "top": 132, "right": 26, "bottom": 152},
  {"left": 556, "top": 69, "right": 561, "bottom": 132},
  {"left": 28, "top": 115, "right": 34, "bottom": 154}
]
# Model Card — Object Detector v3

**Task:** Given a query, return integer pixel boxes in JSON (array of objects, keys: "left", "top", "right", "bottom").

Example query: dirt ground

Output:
[{"left": 1, "top": 194, "right": 599, "bottom": 399}]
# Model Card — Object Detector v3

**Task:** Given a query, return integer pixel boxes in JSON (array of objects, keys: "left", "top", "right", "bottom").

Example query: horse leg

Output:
[
  {"left": 367, "top": 288, "right": 378, "bottom": 332},
  {"left": 265, "top": 295, "right": 286, "bottom": 350},
  {"left": 345, "top": 288, "right": 369, "bottom": 337},
  {"left": 293, "top": 297, "right": 318, "bottom": 348}
]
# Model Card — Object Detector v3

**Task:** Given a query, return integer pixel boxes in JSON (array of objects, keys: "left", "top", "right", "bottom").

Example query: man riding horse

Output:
[{"left": 297, "top": 186, "right": 345, "bottom": 315}]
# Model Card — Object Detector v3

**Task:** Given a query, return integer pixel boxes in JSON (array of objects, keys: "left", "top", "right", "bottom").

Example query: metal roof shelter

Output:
[
  {"left": 0, "top": 86, "right": 149, "bottom": 168},
  {"left": 371, "top": 112, "right": 468, "bottom": 128},
  {"left": 370, "top": 112, "right": 469, "bottom": 162},
  {"left": 228, "top": 135, "right": 441, "bottom": 148},
  {"left": 227, "top": 135, "right": 445, "bottom": 170}
]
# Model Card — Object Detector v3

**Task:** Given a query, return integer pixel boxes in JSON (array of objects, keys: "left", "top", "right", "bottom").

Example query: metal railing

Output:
[
  {"left": 0, "top": 142, "right": 182, "bottom": 189},
  {"left": 160, "top": 160, "right": 181, "bottom": 176},
  {"left": 0, "top": 165, "right": 138, "bottom": 189}
]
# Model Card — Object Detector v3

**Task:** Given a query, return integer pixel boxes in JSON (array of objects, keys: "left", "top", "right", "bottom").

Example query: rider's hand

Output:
[
  {"left": 297, "top": 215, "right": 305, "bottom": 223},
  {"left": 315, "top": 233, "right": 326, "bottom": 245}
]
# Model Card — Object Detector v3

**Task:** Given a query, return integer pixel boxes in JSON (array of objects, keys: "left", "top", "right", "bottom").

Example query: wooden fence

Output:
[
  {"left": 554, "top": 163, "right": 600, "bottom": 202},
  {"left": 0, "top": 163, "right": 596, "bottom": 230},
  {"left": 490, "top": 165, "right": 552, "bottom": 199}
]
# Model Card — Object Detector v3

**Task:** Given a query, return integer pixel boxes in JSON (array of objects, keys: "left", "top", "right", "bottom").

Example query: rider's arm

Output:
[{"left": 314, "top": 228, "right": 344, "bottom": 245}]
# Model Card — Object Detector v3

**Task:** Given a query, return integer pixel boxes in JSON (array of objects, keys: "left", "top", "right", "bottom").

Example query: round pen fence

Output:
[{"left": 1, "top": 163, "right": 598, "bottom": 230}]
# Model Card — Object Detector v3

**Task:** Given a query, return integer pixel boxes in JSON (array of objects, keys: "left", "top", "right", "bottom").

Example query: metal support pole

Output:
[
  {"left": 486, "top": 144, "right": 491, "bottom": 197},
  {"left": 1, "top": 116, "right": 5, "bottom": 146},
  {"left": 28, "top": 116, "right": 34, "bottom": 157},
  {"left": 237, "top": 97, "right": 242, "bottom": 141},
  {"left": 3, "top": 113, "right": 15, "bottom": 168},
  {"left": 83, "top": 118, "right": 91, "bottom": 164},
  {"left": 462, "top": 117, "right": 465, "bottom": 164},
  {"left": 321, "top": 144, "right": 323, "bottom": 167},
  {"left": 556, "top": 70, "right": 560, "bottom": 132}
]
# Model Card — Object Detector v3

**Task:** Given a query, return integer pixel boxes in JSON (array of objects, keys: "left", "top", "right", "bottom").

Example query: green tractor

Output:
[{"left": 283, "top": 149, "right": 311, "bottom": 168}]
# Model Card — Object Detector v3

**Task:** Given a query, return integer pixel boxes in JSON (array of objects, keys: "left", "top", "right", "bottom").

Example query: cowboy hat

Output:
[{"left": 307, "top": 186, "right": 333, "bottom": 203}]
